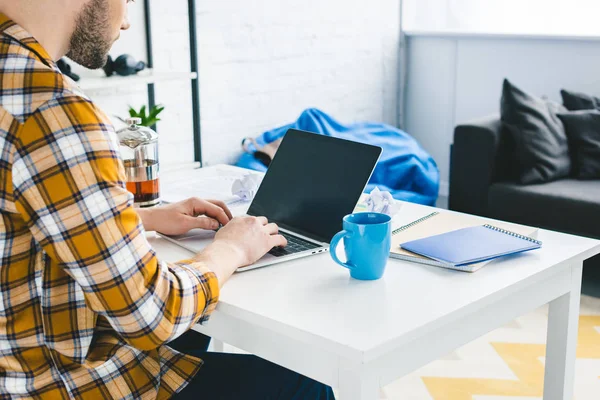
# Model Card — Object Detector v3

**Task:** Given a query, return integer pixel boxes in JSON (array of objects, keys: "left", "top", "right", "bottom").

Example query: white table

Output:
[{"left": 150, "top": 199, "right": 600, "bottom": 400}]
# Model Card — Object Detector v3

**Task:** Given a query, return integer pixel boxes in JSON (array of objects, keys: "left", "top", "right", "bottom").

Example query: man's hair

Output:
[{"left": 66, "top": 0, "right": 112, "bottom": 69}]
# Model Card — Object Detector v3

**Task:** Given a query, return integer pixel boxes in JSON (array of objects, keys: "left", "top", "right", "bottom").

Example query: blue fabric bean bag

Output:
[{"left": 236, "top": 108, "right": 439, "bottom": 205}]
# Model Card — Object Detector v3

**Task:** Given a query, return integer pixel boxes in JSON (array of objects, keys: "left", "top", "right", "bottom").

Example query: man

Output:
[{"left": 0, "top": 0, "right": 334, "bottom": 399}]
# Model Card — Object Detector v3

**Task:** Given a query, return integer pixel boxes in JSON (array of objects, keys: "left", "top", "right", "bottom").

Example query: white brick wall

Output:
[{"left": 72, "top": 0, "right": 402, "bottom": 167}]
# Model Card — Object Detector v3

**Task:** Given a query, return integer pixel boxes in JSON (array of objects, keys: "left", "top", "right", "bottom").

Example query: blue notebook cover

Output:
[{"left": 400, "top": 225, "right": 542, "bottom": 267}]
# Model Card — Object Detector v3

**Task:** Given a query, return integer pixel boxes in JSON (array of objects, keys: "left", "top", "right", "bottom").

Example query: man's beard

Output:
[{"left": 66, "top": 0, "right": 113, "bottom": 70}]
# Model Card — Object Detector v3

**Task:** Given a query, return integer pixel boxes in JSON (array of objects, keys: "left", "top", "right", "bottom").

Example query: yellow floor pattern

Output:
[{"left": 383, "top": 296, "right": 600, "bottom": 400}]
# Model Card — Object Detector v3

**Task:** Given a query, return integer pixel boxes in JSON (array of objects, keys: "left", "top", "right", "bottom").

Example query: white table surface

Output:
[{"left": 154, "top": 165, "right": 600, "bottom": 399}]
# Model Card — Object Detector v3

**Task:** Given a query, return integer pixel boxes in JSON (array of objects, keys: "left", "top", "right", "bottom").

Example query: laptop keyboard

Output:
[{"left": 268, "top": 231, "right": 321, "bottom": 257}]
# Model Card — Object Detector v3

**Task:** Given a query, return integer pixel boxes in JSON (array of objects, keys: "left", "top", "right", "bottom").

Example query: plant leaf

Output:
[
  {"left": 145, "top": 118, "right": 159, "bottom": 127},
  {"left": 125, "top": 104, "right": 165, "bottom": 126},
  {"left": 149, "top": 106, "right": 165, "bottom": 120}
]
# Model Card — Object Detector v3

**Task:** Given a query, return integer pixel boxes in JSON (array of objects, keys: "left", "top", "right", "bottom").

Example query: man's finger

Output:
[
  {"left": 203, "top": 203, "right": 230, "bottom": 225},
  {"left": 208, "top": 199, "right": 233, "bottom": 220},
  {"left": 270, "top": 234, "right": 288, "bottom": 248},
  {"left": 264, "top": 223, "right": 279, "bottom": 235},
  {"left": 255, "top": 216, "right": 268, "bottom": 226},
  {"left": 189, "top": 198, "right": 230, "bottom": 225},
  {"left": 188, "top": 216, "right": 220, "bottom": 231}
]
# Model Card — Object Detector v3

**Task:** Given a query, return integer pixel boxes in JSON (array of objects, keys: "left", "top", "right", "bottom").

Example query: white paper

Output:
[
  {"left": 231, "top": 174, "right": 263, "bottom": 202},
  {"left": 160, "top": 166, "right": 262, "bottom": 206},
  {"left": 364, "top": 187, "right": 402, "bottom": 217}
]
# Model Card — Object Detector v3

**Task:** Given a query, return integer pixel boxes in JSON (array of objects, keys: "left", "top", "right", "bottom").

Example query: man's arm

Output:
[{"left": 12, "top": 95, "right": 237, "bottom": 350}]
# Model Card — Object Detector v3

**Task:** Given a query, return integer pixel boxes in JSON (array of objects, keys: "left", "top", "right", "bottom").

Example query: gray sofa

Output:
[{"left": 449, "top": 115, "right": 600, "bottom": 276}]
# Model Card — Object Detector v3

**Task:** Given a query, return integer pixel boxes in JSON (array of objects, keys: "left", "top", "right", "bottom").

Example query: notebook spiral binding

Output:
[
  {"left": 484, "top": 224, "right": 543, "bottom": 245},
  {"left": 392, "top": 211, "right": 439, "bottom": 235}
]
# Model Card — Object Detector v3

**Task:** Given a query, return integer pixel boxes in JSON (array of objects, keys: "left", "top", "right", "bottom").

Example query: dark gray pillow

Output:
[
  {"left": 557, "top": 110, "right": 600, "bottom": 180},
  {"left": 560, "top": 89, "right": 600, "bottom": 111},
  {"left": 500, "top": 79, "right": 570, "bottom": 184}
]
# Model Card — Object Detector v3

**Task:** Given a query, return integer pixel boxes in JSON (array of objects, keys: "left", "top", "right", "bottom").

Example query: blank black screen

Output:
[{"left": 247, "top": 129, "right": 381, "bottom": 243}]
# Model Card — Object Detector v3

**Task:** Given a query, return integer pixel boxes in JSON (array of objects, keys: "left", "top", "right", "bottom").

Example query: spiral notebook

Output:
[{"left": 391, "top": 212, "right": 540, "bottom": 272}]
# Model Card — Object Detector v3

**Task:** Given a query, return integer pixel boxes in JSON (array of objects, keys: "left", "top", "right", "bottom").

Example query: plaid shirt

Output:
[{"left": 0, "top": 15, "right": 219, "bottom": 399}]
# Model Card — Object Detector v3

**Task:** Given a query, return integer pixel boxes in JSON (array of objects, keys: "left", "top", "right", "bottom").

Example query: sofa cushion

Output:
[
  {"left": 561, "top": 89, "right": 600, "bottom": 111},
  {"left": 501, "top": 79, "right": 571, "bottom": 184},
  {"left": 488, "top": 179, "right": 600, "bottom": 239},
  {"left": 557, "top": 110, "right": 600, "bottom": 180}
]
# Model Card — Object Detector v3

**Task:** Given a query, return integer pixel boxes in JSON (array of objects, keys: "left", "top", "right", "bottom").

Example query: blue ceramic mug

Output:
[{"left": 329, "top": 213, "right": 392, "bottom": 280}]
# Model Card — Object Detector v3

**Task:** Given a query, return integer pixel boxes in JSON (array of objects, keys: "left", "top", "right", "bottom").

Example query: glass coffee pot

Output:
[{"left": 117, "top": 118, "right": 160, "bottom": 207}]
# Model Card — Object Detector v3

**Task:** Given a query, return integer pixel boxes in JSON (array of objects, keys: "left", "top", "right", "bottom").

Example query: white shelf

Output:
[{"left": 77, "top": 69, "right": 198, "bottom": 91}]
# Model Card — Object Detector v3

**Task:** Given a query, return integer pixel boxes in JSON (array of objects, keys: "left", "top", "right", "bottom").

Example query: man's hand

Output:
[
  {"left": 196, "top": 216, "right": 288, "bottom": 286},
  {"left": 138, "top": 198, "right": 233, "bottom": 236},
  {"left": 214, "top": 216, "right": 288, "bottom": 266}
]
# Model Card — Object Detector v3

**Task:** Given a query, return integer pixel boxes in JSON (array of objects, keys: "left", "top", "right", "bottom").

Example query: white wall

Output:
[
  {"left": 404, "top": 34, "right": 600, "bottom": 195},
  {"left": 73, "top": 0, "right": 403, "bottom": 167},
  {"left": 196, "top": 0, "right": 402, "bottom": 165},
  {"left": 403, "top": 0, "right": 600, "bottom": 37}
]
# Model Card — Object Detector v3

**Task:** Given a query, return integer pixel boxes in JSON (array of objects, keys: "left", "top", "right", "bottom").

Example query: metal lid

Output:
[
  {"left": 126, "top": 117, "right": 142, "bottom": 126},
  {"left": 117, "top": 118, "right": 158, "bottom": 149}
]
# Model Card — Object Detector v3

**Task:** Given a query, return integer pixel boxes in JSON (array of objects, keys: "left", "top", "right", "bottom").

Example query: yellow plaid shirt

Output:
[{"left": 0, "top": 15, "right": 220, "bottom": 399}]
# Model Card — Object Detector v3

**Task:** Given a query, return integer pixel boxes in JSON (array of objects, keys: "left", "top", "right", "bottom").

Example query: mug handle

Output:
[{"left": 329, "top": 230, "right": 355, "bottom": 270}]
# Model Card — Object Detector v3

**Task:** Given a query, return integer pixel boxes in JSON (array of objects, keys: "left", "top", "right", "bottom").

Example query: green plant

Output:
[{"left": 120, "top": 104, "right": 165, "bottom": 127}]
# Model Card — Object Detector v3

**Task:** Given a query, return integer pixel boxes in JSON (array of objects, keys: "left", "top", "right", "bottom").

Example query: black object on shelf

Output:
[
  {"left": 103, "top": 54, "right": 147, "bottom": 77},
  {"left": 57, "top": 58, "right": 80, "bottom": 82}
]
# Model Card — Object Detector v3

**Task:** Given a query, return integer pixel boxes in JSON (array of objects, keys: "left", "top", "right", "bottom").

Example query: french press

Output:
[{"left": 117, "top": 117, "right": 160, "bottom": 207}]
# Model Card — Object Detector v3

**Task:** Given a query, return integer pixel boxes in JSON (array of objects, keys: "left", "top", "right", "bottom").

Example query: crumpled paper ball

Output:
[
  {"left": 232, "top": 174, "right": 263, "bottom": 201},
  {"left": 364, "top": 187, "right": 402, "bottom": 217}
]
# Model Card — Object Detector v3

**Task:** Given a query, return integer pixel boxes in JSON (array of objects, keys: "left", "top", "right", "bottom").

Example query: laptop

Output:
[{"left": 164, "top": 129, "right": 382, "bottom": 272}]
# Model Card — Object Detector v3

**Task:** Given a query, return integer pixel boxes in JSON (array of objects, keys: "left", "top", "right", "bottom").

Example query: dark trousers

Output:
[{"left": 170, "top": 331, "right": 335, "bottom": 400}]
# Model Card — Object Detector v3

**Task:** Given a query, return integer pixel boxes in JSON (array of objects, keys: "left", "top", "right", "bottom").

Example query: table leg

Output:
[
  {"left": 543, "top": 262, "right": 583, "bottom": 400},
  {"left": 339, "top": 364, "right": 379, "bottom": 400}
]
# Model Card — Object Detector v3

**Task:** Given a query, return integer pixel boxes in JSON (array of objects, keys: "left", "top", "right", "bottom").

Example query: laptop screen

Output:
[{"left": 247, "top": 129, "right": 382, "bottom": 243}]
